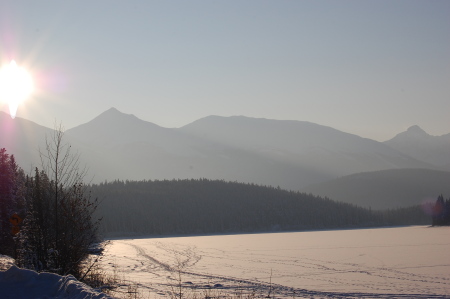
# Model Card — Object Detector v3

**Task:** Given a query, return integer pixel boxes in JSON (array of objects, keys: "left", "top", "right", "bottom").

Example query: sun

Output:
[{"left": 0, "top": 60, "right": 34, "bottom": 119}]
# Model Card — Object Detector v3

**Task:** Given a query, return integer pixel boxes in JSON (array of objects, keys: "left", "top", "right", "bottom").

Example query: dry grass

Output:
[
  {"left": 85, "top": 259, "right": 272, "bottom": 299},
  {"left": 81, "top": 244, "right": 279, "bottom": 299}
]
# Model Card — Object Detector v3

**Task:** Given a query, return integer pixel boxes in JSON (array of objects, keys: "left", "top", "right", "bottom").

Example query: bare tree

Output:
[
  {"left": 18, "top": 124, "right": 100, "bottom": 277},
  {"left": 39, "top": 123, "right": 87, "bottom": 251}
]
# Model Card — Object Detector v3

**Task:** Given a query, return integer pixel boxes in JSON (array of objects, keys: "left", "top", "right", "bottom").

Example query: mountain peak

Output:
[
  {"left": 106, "top": 107, "right": 120, "bottom": 113},
  {"left": 81, "top": 107, "right": 146, "bottom": 127},
  {"left": 101, "top": 107, "right": 137, "bottom": 119},
  {"left": 406, "top": 125, "right": 427, "bottom": 135},
  {"left": 66, "top": 107, "right": 157, "bottom": 136},
  {"left": 385, "top": 125, "right": 430, "bottom": 142}
]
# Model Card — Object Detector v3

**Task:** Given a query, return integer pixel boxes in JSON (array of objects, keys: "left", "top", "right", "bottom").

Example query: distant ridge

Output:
[
  {"left": 180, "top": 115, "right": 432, "bottom": 175},
  {"left": 302, "top": 168, "right": 450, "bottom": 209}
]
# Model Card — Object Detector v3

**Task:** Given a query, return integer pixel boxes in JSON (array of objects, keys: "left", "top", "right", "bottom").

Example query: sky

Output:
[{"left": 0, "top": 0, "right": 449, "bottom": 141}]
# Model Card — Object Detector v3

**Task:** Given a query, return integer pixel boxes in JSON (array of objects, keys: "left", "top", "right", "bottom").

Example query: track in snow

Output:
[{"left": 114, "top": 241, "right": 449, "bottom": 299}]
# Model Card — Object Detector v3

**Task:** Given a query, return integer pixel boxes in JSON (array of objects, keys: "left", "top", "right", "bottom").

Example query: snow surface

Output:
[
  {"left": 101, "top": 226, "right": 450, "bottom": 298},
  {"left": 0, "top": 262, "right": 111, "bottom": 299},
  {"left": 1, "top": 226, "right": 449, "bottom": 298}
]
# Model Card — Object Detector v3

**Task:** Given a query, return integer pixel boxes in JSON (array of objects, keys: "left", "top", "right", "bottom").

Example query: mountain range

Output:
[{"left": 1, "top": 107, "right": 449, "bottom": 209}]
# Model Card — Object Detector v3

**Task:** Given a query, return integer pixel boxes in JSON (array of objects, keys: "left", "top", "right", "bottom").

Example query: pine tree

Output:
[
  {"left": 0, "top": 148, "right": 25, "bottom": 256},
  {"left": 432, "top": 195, "right": 450, "bottom": 226},
  {"left": 18, "top": 169, "right": 54, "bottom": 271}
]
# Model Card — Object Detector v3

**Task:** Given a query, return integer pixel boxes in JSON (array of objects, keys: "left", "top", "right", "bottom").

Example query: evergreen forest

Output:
[{"left": 91, "top": 179, "right": 431, "bottom": 237}]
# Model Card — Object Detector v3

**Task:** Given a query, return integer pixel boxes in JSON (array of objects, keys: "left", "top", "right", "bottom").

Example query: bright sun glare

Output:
[{"left": 0, "top": 60, "right": 34, "bottom": 119}]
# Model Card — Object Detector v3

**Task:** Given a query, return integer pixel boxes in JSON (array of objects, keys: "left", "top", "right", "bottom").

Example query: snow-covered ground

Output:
[
  {"left": 0, "top": 255, "right": 111, "bottom": 299},
  {"left": 101, "top": 226, "right": 450, "bottom": 298}
]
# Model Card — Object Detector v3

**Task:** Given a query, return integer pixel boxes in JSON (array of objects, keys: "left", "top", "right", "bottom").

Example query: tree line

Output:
[
  {"left": 0, "top": 127, "right": 100, "bottom": 279},
  {"left": 90, "top": 178, "right": 430, "bottom": 237}
]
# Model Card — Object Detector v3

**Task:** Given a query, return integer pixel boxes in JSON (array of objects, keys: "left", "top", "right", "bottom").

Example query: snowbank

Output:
[{"left": 0, "top": 265, "right": 112, "bottom": 299}]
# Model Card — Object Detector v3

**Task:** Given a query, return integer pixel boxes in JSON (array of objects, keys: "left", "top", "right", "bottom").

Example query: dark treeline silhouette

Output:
[
  {"left": 0, "top": 148, "right": 26, "bottom": 256},
  {"left": 91, "top": 179, "right": 429, "bottom": 237},
  {"left": 432, "top": 195, "right": 450, "bottom": 226}
]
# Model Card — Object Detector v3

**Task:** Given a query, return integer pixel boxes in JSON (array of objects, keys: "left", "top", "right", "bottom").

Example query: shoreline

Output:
[{"left": 103, "top": 224, "right": 428, "bottom": 241}]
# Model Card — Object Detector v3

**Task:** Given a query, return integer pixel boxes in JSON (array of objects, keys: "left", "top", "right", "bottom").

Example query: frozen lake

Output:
[{"left": 101, "top": 226, "right": 450, "bottom": 298}]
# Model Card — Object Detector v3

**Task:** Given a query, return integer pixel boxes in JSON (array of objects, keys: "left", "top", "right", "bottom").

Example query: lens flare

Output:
[{"left": 0, "top": 60, "right": 34, "bottom": 118}]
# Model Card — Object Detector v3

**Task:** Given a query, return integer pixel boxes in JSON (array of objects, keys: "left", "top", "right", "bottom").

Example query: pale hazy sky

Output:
[{"left": 0, "top": 0, "right": 449, "bottom": 141}]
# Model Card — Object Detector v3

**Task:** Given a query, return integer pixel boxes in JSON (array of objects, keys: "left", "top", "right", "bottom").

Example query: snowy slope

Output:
[{"left": 0, "top": 263, "right": 111, "bottom": 299}]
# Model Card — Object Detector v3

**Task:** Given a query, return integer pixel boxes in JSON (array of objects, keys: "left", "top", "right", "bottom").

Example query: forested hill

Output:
[{"left": 91, "top": 179, "right": 429, "bottom": 237}]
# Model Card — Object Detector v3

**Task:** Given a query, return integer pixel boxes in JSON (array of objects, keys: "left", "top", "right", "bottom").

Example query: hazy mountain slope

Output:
[
  {"left": 384, "top": 125, "right": 450, "bottom": 170},
  {"left": 301, "top": 168, "right": 450, "bottom": 209},
  {"left": 180, "top": 116, "right": 432, "bottom": 178},
  {"left": 65, "top": 107, "right": 206, "bottom": 180},
  {"left": 0, "top": 112, "right": 54, "bottom": 171},
  {"left": 65, "top": 108, "right": 329, "bottom": 186},
  {"left": 66, "top": 107, "right": 197, "bottom": 154},
  {"left": 2, "top": 109, "right": 442, "bottom": 191}
]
